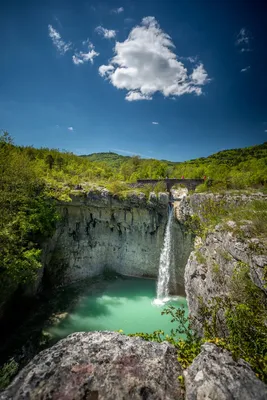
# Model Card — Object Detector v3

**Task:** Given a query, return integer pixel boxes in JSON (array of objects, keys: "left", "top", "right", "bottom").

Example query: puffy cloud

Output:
[
  {"left": 111, "top": 7, "right": 124, "bottom": 14},
  {"left": 48, "top": 25, "right": 71, "bottom": 54},
  {"left": 236, "top": 28, "right": 252, "bottom": 52},
  {"left": 99, "top": 65, "right": 115, "bottom": 76},
  {"left": 98, "top": 17, "right": 210, "bottom": 101},
  {"left": 190, "top": 64, "right": 210, "bottom": 85},
  {"left": 240, "top": 66, "right": 251, "bottom": 72},
  {"left": 72, "top": 41, "right": 99, "bottom": 65},
  {"left": 68, "top": 126, "right": 74, "bottom": 131},
  {"left": 95, "top": 26, "right": 116, "bottom": 39},
  {"left": 152, "top": 121, "right": 159, "bottom": 125}
]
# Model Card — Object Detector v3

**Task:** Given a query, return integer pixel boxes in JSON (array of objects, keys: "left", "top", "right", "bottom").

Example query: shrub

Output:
[{"left": 0, "top": 359, "right": 18, "bottom": 390}]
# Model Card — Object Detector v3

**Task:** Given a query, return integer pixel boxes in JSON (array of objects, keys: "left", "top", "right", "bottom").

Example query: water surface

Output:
[{"left": 47, "top": 275, "right": 188, "bottom": 339}]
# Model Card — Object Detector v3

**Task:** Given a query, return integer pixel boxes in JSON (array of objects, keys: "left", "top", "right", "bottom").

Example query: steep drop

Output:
[{"left": 156, "top": 206, "right": 174, "bottom": 302}]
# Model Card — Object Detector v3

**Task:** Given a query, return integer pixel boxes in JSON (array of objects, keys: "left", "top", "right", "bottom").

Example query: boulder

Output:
[
  {"left": 1, "top": 331, "right": 183, "bottom": 400},
  {"left": 184, "top": 343, "right": 267, "bottom": 400}
]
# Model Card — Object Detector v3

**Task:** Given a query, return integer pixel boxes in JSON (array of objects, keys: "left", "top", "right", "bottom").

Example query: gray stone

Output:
[
  {"left": 183, "top": 192, "right": 267, "bottom": 335},
  {"left": 158, "top": 192, "right": 169, "bottom": 205},
  {"left": 1, "top": 331, "right": 184, "bottom": 400},
  {"left": 184, "top": 343, "right": 267, "bottom": 400},
  {"left": 41, "top": 192, "right": 192, "bottom": 289},
  {"left": 149, "top": 192, "right": 157, "bottom": 203}
]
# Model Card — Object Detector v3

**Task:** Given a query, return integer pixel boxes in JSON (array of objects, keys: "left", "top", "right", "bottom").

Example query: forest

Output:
[{"left": 0, "top": 130, "right": 266, "bottom": 308}]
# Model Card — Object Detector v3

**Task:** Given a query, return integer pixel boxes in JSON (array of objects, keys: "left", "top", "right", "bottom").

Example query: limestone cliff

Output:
[
  {"left": 180, "top": 192, "right": 267, "bottom": 334},
  {"left": 41, "top": 190, "right": 192, "bottom": 289}
]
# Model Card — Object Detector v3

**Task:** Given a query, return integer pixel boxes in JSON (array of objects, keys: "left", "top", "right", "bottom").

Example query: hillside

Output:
[
  {"left": 80, "top": 152, "right": 131, "bottom": 168},
  {"left": 82, "top": 142, "right": 267, "bottom": 168}
]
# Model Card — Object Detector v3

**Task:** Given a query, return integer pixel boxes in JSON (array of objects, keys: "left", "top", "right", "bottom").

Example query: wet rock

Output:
[
  {"left": 184, "top": 343, "right": 267, "bottom": 400},
  {"left": 1, "top": 331, "right": 183, "bottom": 400},
  {"left": 158, "top": 192, "right": 169, "bottom": 205}
]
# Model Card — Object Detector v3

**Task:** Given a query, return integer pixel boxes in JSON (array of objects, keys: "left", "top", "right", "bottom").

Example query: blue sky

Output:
[{"left": 1, "top": 0, "right": 266, "bottom": 161}]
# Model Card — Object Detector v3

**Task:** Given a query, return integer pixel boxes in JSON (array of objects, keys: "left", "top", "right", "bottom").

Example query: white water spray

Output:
[{"left": 155, "top": 205, "right": 174, "bottom": 304}]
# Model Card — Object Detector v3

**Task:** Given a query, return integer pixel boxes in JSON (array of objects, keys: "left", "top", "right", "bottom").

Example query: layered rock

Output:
[
  {"left": 42, "top": 191, "right": 169, "bottom": 285},
  {"left": 181, "top": 192, "right": 267, "bottom": 334},
  {"left": 42, "top": 190, "right": 192, "bottom": 289}
]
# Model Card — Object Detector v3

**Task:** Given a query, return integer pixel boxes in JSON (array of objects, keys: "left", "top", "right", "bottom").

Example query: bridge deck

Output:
[{"left": 136, "top": 178, "right": 204, "bottom": 191}]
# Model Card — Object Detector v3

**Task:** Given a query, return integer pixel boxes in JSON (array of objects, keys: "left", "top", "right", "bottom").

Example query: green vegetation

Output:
[
  {"left": 1, "top": 132, "right": 266, "bottom": 202},
  {"left": 130, "top": 261, "right": 267, "bottom": 382},
  {"left": 0, "top": 132, "right": 59, "bottom": 306},
  {"left": 186, "top": 196, "right": 267, "bottom": 244},
  {"left": 129, "top": 198, "right": 267, "bottom": 383},
  {"left": 0, "top": 131, "right": 266, "bottom": 386},
  {"left": 83, "top": 142, "right": 267, "bottom": 190},
  {"left": 0, "top": 359, "right": 18, "bottom": 390}
]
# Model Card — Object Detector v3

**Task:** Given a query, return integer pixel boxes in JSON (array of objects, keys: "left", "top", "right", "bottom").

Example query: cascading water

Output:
[{"left": 155, "top": 205, "right": 174, "bottom": 304}]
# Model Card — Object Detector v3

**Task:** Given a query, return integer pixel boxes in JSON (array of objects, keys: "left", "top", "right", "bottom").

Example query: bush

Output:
[
  {"left": 0, "top": 359, "right": 18, "bottom": 390},
  {"left": 129, "top": 261, "right": 267, "bottom": 383}
]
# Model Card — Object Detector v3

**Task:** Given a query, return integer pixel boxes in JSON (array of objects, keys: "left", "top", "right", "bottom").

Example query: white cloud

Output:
[
  {"left": 48, "top": 25, "right": 71, "bottom": 55},
  {"left": 190, "top": 64, "right": 210, "bottom": 85},
  {"left": 98, "top": 17, "right": 210, "bottom": 101},
  {"left": 265, "top": 130, "right": 267, "bottom": 133},
  {"left": 241, "top": 66, "right": 251, "bottom": 72},
  {"left": 99, "top": 65, "right": 115, "bottom": 76},
  {"left": 236, "top": 28, "right": 252, "bottom": 52},
  {"left": 72, "top": 41, "right": 99, "bottom": 65},
  {"left": 111, "top": 7, "right": 124, "bottom": 14},
  {"left": 152, "top": 121, "right": 159, "bottom": 125},
  {"left": 68, "top": 126, "right": 74, "bottom": 131},
  {"left": 95, "top": 26, "right": 116, "bottom": 39},
  {"left": 125, "top": 92, "right": 152, "bottom": 101}
]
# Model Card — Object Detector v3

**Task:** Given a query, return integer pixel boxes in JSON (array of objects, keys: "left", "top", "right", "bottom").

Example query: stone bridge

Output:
[{"left": 136, "top": 178, "right": 204, "bottom": 191}]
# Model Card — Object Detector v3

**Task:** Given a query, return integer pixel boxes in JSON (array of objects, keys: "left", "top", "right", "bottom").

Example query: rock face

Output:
[
  {"left": 181, "top": 193, "right": 267, "bottom": 334},
  {"left": 42, "top": 191, "right": 192, "bottom": 288},
  {"left": 184, "top": 343, "right": 267, "bottom": 400},
  {"left": 1, "top": 331, "right": 183, "bottom": 400},
  {"left": 2, "top": 332, "right": 267, "bottom": 400},
  {"left": 185, "top": 225, "right": 267, "bottom": 334}
]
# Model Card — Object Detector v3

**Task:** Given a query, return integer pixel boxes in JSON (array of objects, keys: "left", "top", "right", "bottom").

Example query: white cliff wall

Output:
[{"left": 42, "top": 192, "right": 170, "bottom": 285}]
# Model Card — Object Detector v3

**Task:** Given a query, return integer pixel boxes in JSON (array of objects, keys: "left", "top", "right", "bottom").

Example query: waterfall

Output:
[{"left": 155, "top": 205, "right": 174, "bottom": 303}]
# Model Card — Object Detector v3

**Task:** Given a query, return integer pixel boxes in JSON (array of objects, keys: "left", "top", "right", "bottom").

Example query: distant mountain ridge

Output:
[{"left": 81, "top": 142, "right": 267, "bottom": 167}]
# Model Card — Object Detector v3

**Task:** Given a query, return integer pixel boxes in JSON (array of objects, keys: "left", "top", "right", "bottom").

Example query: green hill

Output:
[{"left": 80, "top": 152, "right": 131, "bottom": 168}]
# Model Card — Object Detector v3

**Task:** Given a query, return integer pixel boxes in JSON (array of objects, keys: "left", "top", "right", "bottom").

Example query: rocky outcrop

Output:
[
  {"left": 2, "top": 332, "right": 267, "bottom": 400},
  {"left": 184, "top": 343, "right": 267, "bottom": 400},
  {"left": 185, "top": 225, "right": 267, "bottom": 334},
  {"left": 1, "top": 331, "right": 183, "bottom": 400},
  {"left": 42, "top": 190, "right": 192, "bottom": 289},
  {"left": 182, "top": 192, "right": 267, "bottom": 335}
]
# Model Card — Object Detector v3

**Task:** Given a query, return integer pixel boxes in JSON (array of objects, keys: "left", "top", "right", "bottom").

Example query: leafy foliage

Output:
[
  {"left": 0, "top": 132, "right": 59, "bottom": 305},
  {"left": 129, "top": 306, "right": 202, "bottom": 370},
  {"left": 199, "top": 262, "right": 267, "bottom": 382},
  {"left": 82, "top": 142, "right": 267, "bottom": 190},
  {"left": 130, "top": 265, "right": 267, "bottom": 382},
  {"left": 0, "top": 359, "right": 18, "bottom": 390}
]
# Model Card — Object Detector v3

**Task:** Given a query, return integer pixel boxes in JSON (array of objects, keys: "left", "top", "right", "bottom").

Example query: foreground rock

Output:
[
  {"left": 1, "top": 331, "right": 183, "bottom": 400},
  {"left": 184, "top": 343, "right": 267, "bottom": 400}
]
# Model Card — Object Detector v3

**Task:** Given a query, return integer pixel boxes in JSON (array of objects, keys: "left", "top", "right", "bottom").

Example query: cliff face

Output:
[
  {"left": 181, "top": 193, "right": 267, "bottom": 334},
  {"left": 41, "top": 191, "right": 192, "bottom": 288}
]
